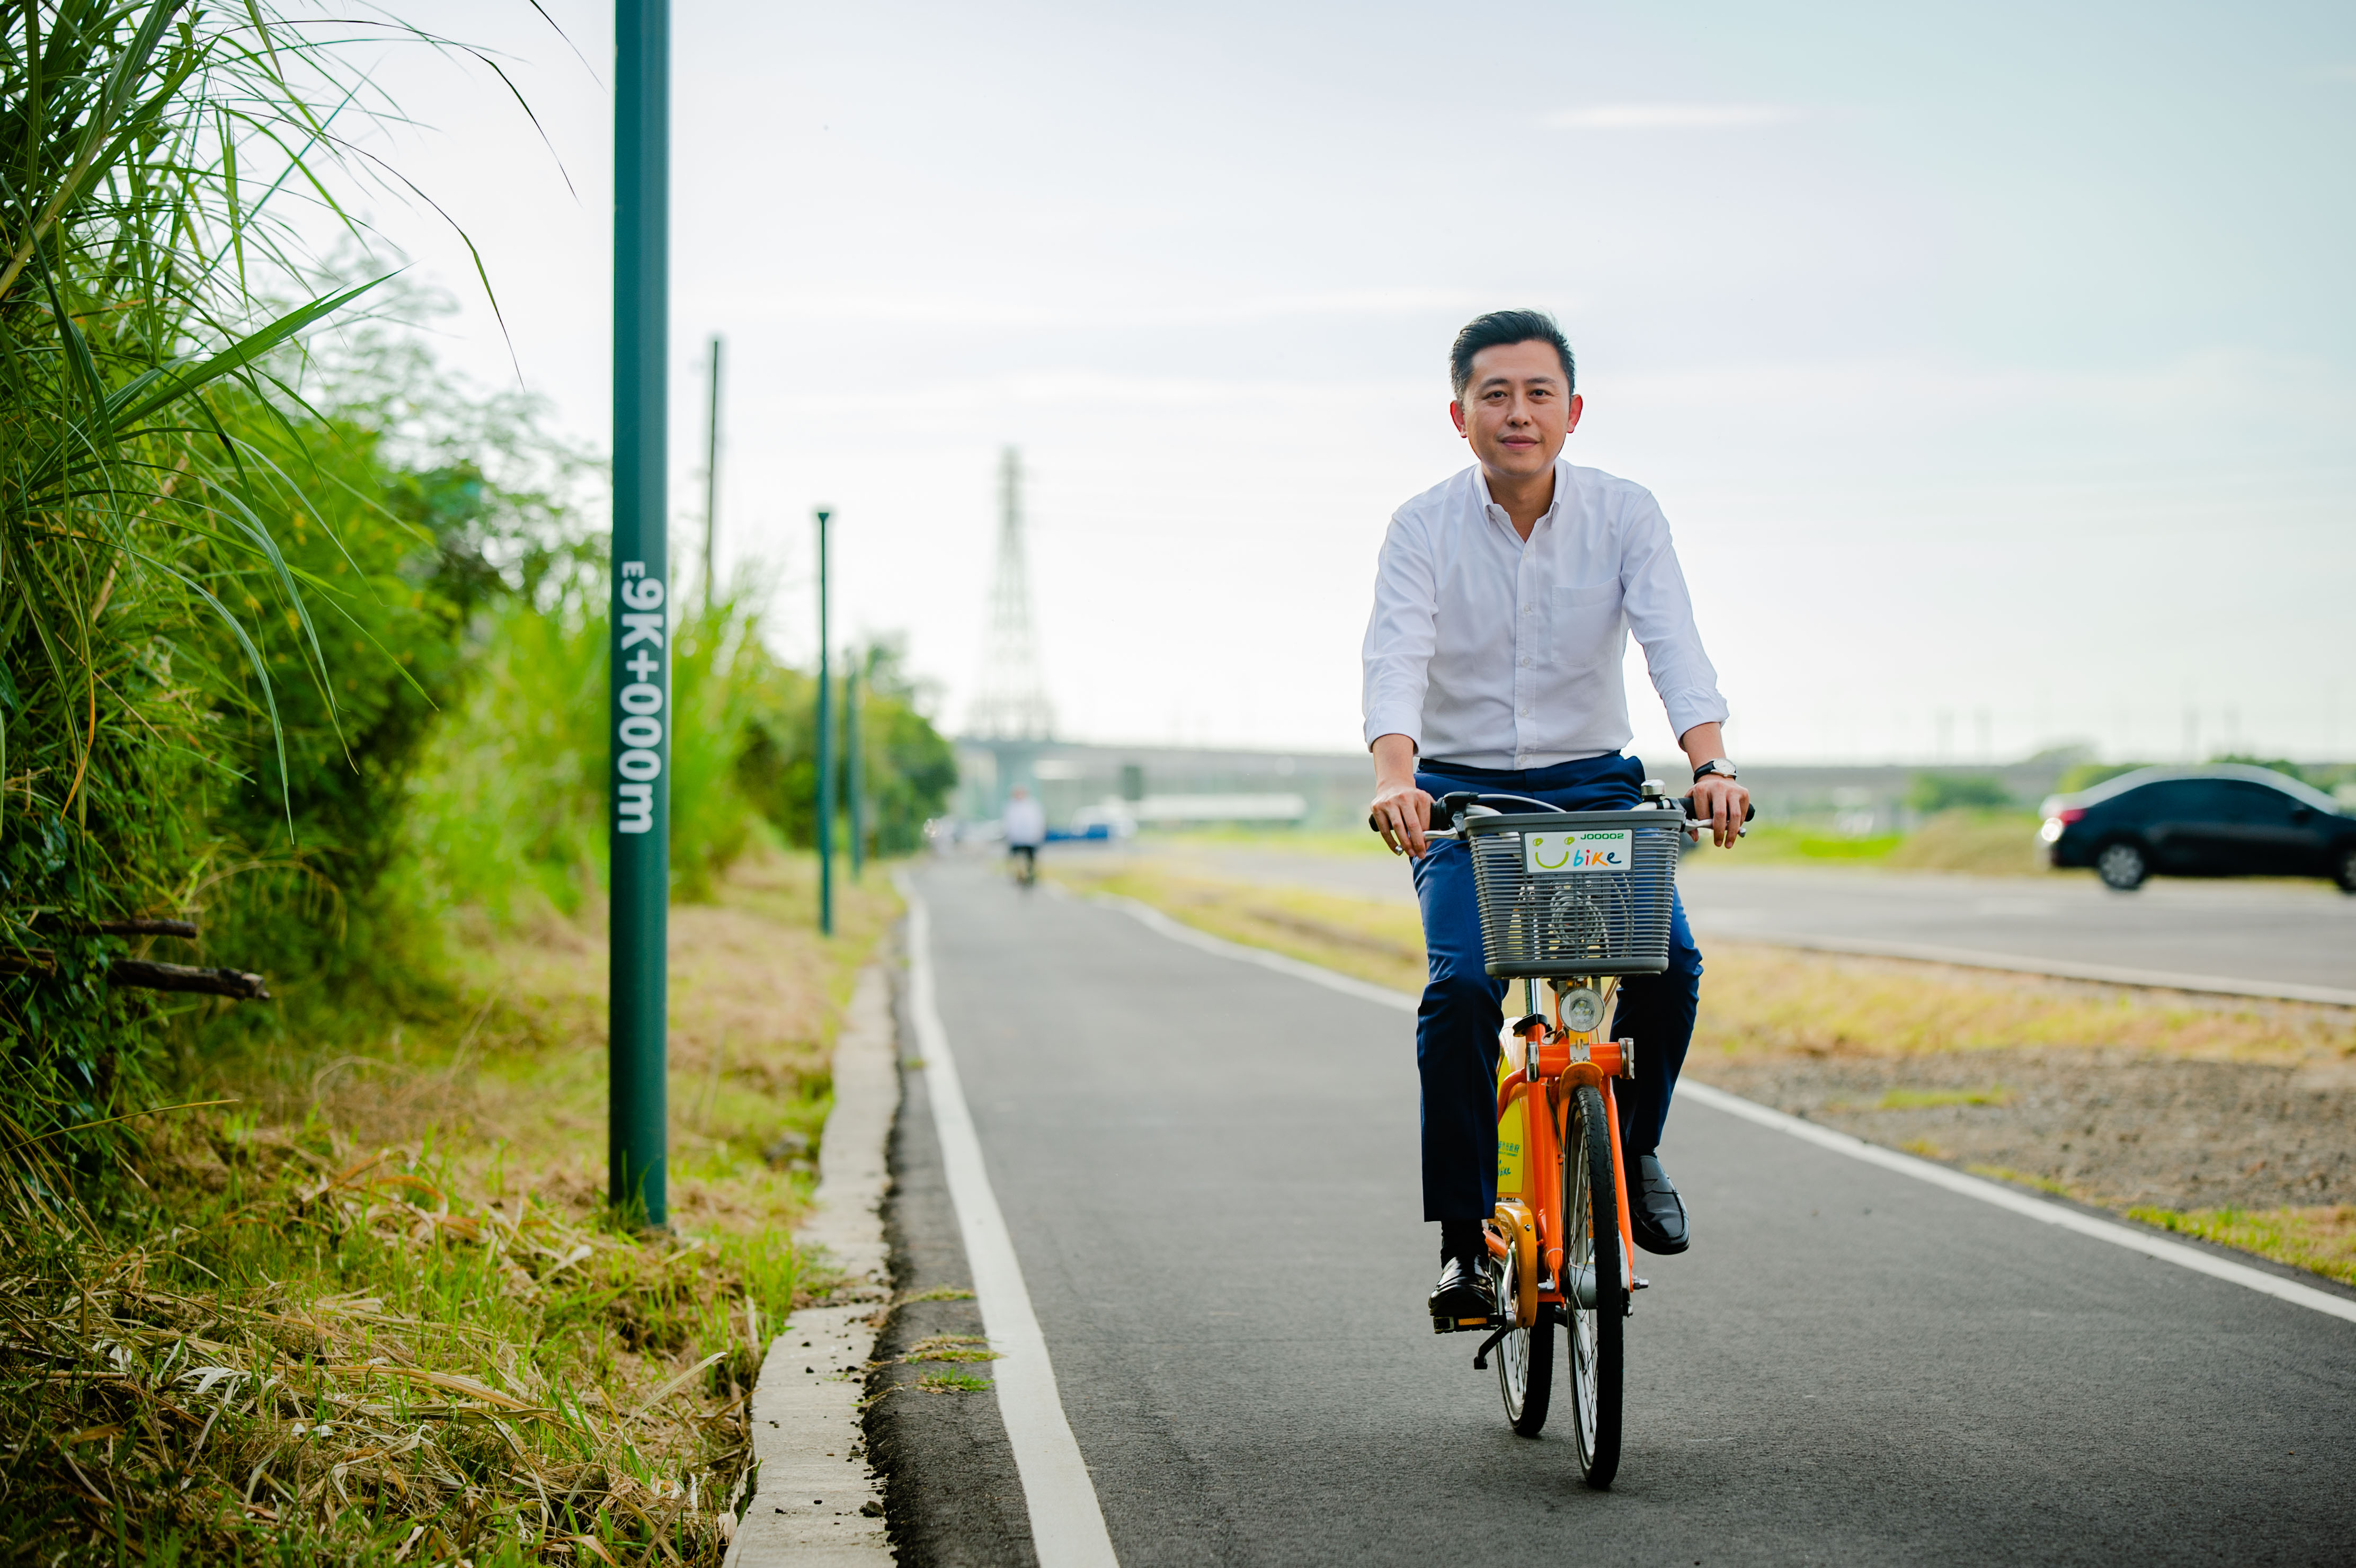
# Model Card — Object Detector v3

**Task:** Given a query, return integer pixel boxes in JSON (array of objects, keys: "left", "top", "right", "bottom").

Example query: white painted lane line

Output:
[
  {"left": 1093, "top": 894, "right": 1417, "bottom": 1014},
  {"left": 1101, "top": 894, "right": 2356, "bottom": 1328},
  {"left": 902, "top": 884, "right": 1121, "bottom": 1568},
  {"left": 1675, "top": 1081, "right": 2356, "bottom": 1327}
]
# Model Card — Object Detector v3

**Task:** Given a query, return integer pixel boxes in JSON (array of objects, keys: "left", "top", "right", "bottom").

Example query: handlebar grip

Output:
[
  {"left": 1366, "top": 796, "right": 1463, "bottom": 835},
  {"left": 1675, "top": 795, "right": 1756, "bottom": 823}
]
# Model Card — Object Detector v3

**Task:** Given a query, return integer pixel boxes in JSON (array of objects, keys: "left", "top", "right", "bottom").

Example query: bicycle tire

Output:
[
  {"left": 1492, "top": 1242, "right": 1553, "bottom": 1437},
  {"left": 1564, "top": 1082, "right": 1624, "bottom": 1488}
]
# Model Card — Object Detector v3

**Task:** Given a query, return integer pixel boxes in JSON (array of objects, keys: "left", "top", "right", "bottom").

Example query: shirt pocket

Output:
[{"left": 1550, "top": 580, "right": 1623, "bottom": 673}]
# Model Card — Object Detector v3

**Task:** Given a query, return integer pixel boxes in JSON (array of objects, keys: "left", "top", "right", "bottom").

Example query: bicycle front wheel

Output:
[
  {"left": 1563, "top": 1082, "right": 1624, "bottom": 1488},
  {"left": 1492, "top": 1239, "right": 1553, "bottom": 1436}
]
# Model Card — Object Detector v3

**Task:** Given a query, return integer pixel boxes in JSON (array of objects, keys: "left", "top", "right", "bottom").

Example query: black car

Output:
[{"left": 2039, "top": 765, "right": 2356, "bottom": 892}]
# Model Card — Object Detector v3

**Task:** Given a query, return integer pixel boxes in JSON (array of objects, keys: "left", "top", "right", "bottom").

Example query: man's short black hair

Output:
[{"left": 1450, "top": 309, "right": 1575, "bottom": 401}]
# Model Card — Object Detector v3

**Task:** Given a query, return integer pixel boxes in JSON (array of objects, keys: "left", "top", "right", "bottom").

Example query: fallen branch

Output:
[
  {"left": 108, "top": 960, "right": 268, "bottom": 1000},
  {"left": 81, "top": 919, "right": 200, "bottom": 939},
  {"left": 31, "top": 914, "right": 202, "bottom": 939}
]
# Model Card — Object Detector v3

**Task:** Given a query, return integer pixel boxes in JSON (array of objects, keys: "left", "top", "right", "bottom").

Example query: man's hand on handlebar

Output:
[
  {"left": 1370, "top": 776, "right": 1435, "bottom": 858},
  {"left": 1690, "top": 773, "right": 1750, "bottom": 849}
]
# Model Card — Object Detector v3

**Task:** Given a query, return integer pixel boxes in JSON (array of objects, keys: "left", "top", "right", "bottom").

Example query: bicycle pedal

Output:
[{"left": 1430, "top": 1312, "right": 1498, "bottom": 1335}]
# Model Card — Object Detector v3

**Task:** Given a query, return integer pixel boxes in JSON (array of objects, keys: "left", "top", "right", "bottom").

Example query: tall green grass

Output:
[{"left": 0, "top": 0, "right": 469, "bottom": 1171}]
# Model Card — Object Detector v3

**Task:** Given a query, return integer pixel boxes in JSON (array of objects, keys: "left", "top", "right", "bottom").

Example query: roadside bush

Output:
[
  {"left": 1907, "top": 772, "right": 2013, "bottom": 814},
  {"left": 736, "top": 637, "right": 957, "bottom": 857}
]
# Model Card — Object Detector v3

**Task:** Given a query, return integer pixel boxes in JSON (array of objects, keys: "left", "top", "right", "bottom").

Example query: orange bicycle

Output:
[{"left": 1413, "top": 783, "right": 1745, "bottom": 1489}]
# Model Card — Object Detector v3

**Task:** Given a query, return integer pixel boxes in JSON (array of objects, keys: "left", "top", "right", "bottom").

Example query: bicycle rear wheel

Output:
[
  {"left": 1564, "top": 1083, "right": 1623, "bottom": 1488},
  {"left": 1491, "top": 1240, "right": 1553, "bottom": 1436}
]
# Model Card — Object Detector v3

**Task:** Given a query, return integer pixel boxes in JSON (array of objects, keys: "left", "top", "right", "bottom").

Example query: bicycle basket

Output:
[{"left": 1461, "top": 808, "right": 1684, "bottom": 977}]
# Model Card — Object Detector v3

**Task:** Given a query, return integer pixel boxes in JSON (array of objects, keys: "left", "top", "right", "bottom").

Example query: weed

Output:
[
  {"left": 902, "top": 1337, "right": 999, "bottom": 1365},
  {"left": 1967, "top": 1164, "right": 2076, "bottom": 1198},
  {"left": 2124, "top": 1205, "right": 2356, "bottom": 1288},
  {"left": 914, "top": 1373, "right": 992, "bottom": 1394},
  {"left": 1875, "top": 1085, "right": 2014, "bottom": 1110}
]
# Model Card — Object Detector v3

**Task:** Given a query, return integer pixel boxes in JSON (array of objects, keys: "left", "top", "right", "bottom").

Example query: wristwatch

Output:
[{"left": 1692, "top": 759, "right": 1739, "bottom": 784}]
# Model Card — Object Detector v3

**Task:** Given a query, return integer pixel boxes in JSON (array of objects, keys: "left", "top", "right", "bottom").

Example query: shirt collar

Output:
[{"left": 1473, "top": 459, "right": 1570, "bottom": 536}]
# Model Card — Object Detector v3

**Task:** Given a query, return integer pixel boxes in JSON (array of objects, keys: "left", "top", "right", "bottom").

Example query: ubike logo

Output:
[
  {"left": 614, "top": 563, "right": 666, "bottom": 835},
  {"left": 1523, "top": 828, "right": 1632, "bottom": 876}
]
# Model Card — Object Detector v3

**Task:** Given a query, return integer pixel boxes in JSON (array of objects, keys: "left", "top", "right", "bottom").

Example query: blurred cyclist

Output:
[
  {"left": 1003, "top": 784, "right": 1046, "bottom": 885},
  {"left": 1362, "top": 309, "right": 1750, "bottom": 1330}
]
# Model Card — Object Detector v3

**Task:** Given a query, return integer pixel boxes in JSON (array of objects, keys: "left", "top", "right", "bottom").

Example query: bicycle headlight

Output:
[{"left": 1561, "top": 985, "right": 1604, "bottom": 1035}]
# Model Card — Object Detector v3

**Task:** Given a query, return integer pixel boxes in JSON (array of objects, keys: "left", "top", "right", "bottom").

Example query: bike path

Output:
[{"left": 907, "top": 860, "right": 2356, "bottom": 1566}]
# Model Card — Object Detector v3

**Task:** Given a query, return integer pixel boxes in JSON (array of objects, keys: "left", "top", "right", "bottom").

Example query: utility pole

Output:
[
  {"left": 701, "top": 334, "right": 722, "bottom": 614},
  {"left": 815, "top": 509, "right": 834, "bottom": 936},
  {"left": 846, "top": 646, "right": 865, "bottom": 879},
  {"left": 610, "top": 0, "right": 669, "bottom": 1226}
]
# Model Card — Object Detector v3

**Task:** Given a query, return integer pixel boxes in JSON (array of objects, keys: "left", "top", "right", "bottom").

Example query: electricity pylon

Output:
[{"left": 969, "top": 447, "right": 1055, "bottom": 742}]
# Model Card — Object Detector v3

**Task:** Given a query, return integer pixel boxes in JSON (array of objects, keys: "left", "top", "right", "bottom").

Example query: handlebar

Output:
[{"left": 1366, "top": 789, "right": 1755, "bottom": 839}]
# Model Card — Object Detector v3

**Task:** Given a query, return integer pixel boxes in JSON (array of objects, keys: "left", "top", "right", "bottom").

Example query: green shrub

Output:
[{"left": 1907, "top": 772, "right": 2013, "bottom": 813}]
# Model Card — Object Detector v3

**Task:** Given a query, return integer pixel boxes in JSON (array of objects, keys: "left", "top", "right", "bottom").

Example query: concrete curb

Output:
[{"left": 726, "top": 961, "right": 900, "bottom": 1566}]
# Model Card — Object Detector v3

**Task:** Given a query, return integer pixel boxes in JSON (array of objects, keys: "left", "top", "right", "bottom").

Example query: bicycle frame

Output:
[{"left": 1486, "top": 977, "right": 1637, "bottom": 1327}]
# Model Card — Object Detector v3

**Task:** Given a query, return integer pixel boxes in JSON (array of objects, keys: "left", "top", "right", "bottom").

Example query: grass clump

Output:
[
  {"left": 913, "top": 1374, "right": 991, "bottom": 1395},
  {"left": 2123, "top": 1205, "right": 2356, "bottom": 1288},
  {"left": 1875, "top": 1085, "right": 2012, "bottom": 1110},
  {"left": 900, "top": 1337, "right": 998, "bottom": 1365},
  {"left": 1968, "top": 1163, "right": 2074, "bottom": 1197}
]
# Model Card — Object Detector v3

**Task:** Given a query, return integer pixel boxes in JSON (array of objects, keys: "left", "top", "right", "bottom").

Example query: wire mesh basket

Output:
[{"left": 1462, "top": 808, "right": 1684, "bottom": 977}]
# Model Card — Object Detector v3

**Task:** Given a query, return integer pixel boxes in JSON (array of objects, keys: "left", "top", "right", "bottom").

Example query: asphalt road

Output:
[
  {"left": 1140, "top": 845, "right": 2356, "bottom": 1001},
  {"left": 888, "top": 861, "right": 2356, "bottom": 1566}
]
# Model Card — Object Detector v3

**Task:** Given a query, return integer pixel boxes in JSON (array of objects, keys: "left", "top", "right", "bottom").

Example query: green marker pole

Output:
[
  {"left": 815, "top": 509, "right": 834, "bottom": 936},
  {"left": 610, "top": 0, "right": 670, "bottom": 1226},
  {"left": 846, "top": 647, "right": 865, "bottom": 880}
]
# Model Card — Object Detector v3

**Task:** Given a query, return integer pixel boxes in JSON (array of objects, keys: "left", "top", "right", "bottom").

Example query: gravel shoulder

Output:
[{"left": 1689, "top": 1048, "right": 2356, "bottom": 1211}]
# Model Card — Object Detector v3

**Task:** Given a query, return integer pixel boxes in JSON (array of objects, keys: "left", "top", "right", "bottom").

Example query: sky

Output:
[{"left": 315, "top": 0, "right": 2356, "bottom": 765}]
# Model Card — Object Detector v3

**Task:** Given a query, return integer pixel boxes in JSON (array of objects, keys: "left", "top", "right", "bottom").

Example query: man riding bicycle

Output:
[
  {"left": 1363, "top": 310, "right": 1750, "bottom": 1328},
  {"left": 1003, "top": 783, "right": 1046, "bottom": 884}
]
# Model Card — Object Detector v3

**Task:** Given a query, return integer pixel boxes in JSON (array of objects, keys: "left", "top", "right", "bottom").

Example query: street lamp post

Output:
[
  {"left": 610, "top": 0, "right": 670, "bottom": 1226},
  {"left": 846, "top": 647, "right": 865, "bottom": 880},
  {"left": 815, "top": 509, "right": 834, "bottom": 936}
]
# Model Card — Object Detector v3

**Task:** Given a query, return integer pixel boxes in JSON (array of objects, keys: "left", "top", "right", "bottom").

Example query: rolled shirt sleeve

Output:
[
  {"left": 1619, "top": 497, "right": 1730, "bottom": 742},
  {"left": 1361, "top": 511, "right": 1438, "bottom": 751}
]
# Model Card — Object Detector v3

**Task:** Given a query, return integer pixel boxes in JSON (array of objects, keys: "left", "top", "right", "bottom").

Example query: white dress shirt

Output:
[
  {"left": 1003, "top": 795, "right": 1047, "bottom": 848},
  {"left": 1362, "top": 459, "right": 1727, "bottom": 769}
]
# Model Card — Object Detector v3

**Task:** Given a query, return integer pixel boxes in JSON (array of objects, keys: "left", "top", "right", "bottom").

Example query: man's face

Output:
[{"left": 1449, "top": 340, "right": 1582, "bottom": 482}]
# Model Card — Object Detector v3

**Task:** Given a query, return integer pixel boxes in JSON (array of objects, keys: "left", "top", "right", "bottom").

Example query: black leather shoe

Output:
[
  {"left": 1629, "top": 1153, "right": 1690, "bottom": 1254},
  {"left": 1428, "top": 1252, "right": 1498, "bottom": 1332}
]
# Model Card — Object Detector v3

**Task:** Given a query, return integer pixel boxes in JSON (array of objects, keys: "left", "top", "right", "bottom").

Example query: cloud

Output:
[{"left": 1540, "top": 103, "right": 1804, "bottom": 130}]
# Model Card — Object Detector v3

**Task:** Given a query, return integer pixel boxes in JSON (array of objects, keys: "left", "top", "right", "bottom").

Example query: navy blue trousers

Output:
[{"left": 1411, "top": 753, "right": 1703, "bottom": 1221}]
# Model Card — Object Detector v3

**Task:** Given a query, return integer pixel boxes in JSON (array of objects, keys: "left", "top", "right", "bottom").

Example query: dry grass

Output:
[
  {"left": 2123, "top": 1205, "right": 2356, "bottom": 1287},
  {"left": 1, "top": 849, "right": 900, "bottom": 1566}
]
